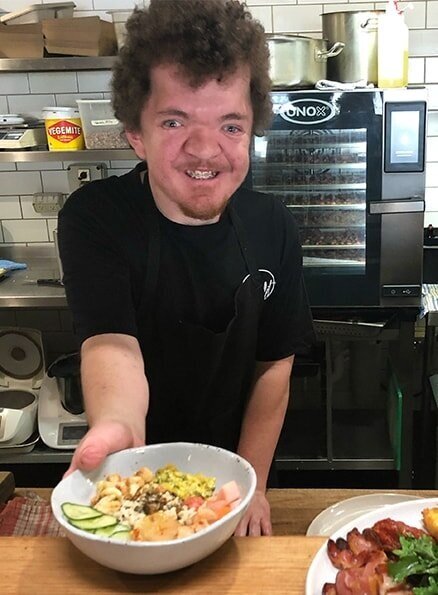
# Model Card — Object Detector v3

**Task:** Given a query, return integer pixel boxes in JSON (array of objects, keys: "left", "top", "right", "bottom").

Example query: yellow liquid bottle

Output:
[{"left": 378, "top": 4, "right": 409, "bottom": 88}]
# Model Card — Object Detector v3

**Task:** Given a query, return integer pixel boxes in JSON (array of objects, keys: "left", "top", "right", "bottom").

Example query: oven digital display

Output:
[
  {"left": 390, "top": 111, "right": 419, "bottom": 163},
  {"left": 385, "top": 102, "right": 425, "bottom": 173},
  {"left": 60, "top": 423, "right": 88, "bottom": 443}
]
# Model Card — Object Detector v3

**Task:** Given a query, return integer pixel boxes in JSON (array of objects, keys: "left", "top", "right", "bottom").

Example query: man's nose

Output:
[{"left": 184, "top": 127, "right": 221, "bottom": 159}]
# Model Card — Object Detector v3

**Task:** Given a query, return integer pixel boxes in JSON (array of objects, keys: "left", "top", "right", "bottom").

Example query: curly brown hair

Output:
[{"left": 111, "top": 0, "right": 272, "bottom": 136}]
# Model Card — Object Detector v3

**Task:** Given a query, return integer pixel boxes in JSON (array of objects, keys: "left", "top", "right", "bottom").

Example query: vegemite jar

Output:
[{"left": 42, "top": 107, "right": 85, "bottom": 151}]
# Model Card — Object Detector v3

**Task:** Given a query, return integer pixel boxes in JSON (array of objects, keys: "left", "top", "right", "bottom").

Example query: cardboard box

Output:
[
  {"left": 0, "top": 2, "right": 75, "bottom": 25},
  {"left": 0, "top": 22, "right": 44, "bottom": 58},
  {"left": 42, "top": 16, "right": 117, "bottom": 57}
]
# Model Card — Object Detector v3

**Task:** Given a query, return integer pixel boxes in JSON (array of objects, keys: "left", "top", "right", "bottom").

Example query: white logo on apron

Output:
[{"left": 242, "top": 269, "right": 276, "bottom": 301}]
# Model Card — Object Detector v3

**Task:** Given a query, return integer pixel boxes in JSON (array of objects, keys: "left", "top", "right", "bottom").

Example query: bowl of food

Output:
[{"left": 51, "top": 442, "right": 256, "bottom": 574}]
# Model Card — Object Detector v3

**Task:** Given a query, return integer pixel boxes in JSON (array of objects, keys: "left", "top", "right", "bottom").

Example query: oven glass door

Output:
[{"left": 250, "top": 91, "right": 383, "bottom": 307}]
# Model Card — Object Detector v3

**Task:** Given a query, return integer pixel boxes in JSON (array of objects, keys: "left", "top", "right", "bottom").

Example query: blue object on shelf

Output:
[{"left": 0, "top": 259, "right": 27, "bottom": 271}]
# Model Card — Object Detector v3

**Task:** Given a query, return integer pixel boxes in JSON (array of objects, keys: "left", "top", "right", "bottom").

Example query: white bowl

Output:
[{"left": 51, "top": 442, "right": 256, "bottom": 574}]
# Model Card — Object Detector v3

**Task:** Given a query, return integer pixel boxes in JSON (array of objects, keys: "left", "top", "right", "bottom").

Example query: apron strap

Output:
[
  {"left": 138, "top": 173, "right": 161, "bottom": 326},
  {"left": 229, "top": 203, "right": 259, "bottom": 279}
]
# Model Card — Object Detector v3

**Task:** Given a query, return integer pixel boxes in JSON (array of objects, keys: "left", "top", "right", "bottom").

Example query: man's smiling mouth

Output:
[{"left": 186, "top": 170, "right": 218, "bottom": 180}]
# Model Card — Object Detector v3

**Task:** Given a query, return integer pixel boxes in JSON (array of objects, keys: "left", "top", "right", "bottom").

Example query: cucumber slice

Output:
[
  {"left": 62, "top": 503, "right": 103, "bottom": 521},
  {"left": 70, "top": 514, "right": 118, "bottom": 531},
  {"left": 94, "top": 523, "right": 130, "bottom": 537},
  {"left": 111, "top": 530, "right": 131, "bottom": 541}
]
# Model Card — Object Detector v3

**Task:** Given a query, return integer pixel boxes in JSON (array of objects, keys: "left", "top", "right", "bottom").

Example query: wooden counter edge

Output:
[{"left": 8, "top": 486, "right": 438, "bottom": 536}]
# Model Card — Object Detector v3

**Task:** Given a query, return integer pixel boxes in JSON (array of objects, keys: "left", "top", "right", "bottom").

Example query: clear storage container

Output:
[
  {"left": 0, "top": 2, "right": 76, "bottom": 25},
  {"left": 76, "top": 99, "right": 129, "bottom": 149}
]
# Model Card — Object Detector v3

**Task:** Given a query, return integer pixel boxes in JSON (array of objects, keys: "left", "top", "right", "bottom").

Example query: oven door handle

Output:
[{"left": 369, "top": 198, "right": 425, "bottom": 215}]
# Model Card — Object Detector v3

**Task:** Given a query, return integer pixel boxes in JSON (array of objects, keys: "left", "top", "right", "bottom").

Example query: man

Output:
[{"left": 58, "top": 0, "right": 315, "bottom": 536}]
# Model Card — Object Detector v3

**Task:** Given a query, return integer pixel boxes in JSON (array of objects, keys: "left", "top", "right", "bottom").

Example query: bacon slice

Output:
[
  {"left": 327, "top": 527, "right": 384, "bottom": 571},
  {"left": 327, "top": 538, "right": 370, "bottom": 570},
  {"left": 334, "top": 551, "right": 387, "bottom": 595},
  {"left": 325, "top": 516, "right": 431, "bottom": 594},
  {"left": 371, "top": 519, "right": 428, "bottom": 552},
  {"left": 347, "top": 527, "right": 383, "bottom": 556}
]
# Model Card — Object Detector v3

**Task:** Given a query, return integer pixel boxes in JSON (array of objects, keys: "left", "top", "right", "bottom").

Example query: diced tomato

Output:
[
  {"left": 184, "top": 495, "right": 205, "bottom": 510},
  {"left": 205, "top": 498, "right": 232, "bottom": 519},
  {"left": 215, "top": 480, "right": 241, "bottom": 505}
]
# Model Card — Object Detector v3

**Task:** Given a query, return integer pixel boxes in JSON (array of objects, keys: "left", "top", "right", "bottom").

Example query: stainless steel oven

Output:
[{"left": 250, "top": 88, "right": 427, "bottom": 309}]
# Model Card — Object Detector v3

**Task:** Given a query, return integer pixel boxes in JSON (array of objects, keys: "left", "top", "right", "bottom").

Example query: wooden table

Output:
[
  {"left": 13, "top": 486, "right": 438, "bottom": 534},
  {"left": 1, "top": 488, "right": 437, "bottom": 594}
]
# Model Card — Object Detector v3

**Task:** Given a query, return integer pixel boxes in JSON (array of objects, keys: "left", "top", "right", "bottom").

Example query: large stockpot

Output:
[
  {"left": 322, "top": 11, "right": 384, "bottom": 84},
  {"left": 267, "top": 35, "right": 344, "bottom": 89}
]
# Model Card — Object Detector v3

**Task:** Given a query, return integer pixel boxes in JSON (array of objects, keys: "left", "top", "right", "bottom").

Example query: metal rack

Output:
[
  {"left": 0, "top": 149, "right": 136, "bottom": 162},
  {"left": 275, "top": 318, "right": 405, "bottom": 472},
  {"left": 252, "top": 127, "right": 368, "bottom": 270},
  {"left": 0, "top": 58, "right": 138, "bottom": 161},
  {"left": 0, "top": 56, "right": 116, "bottom": 72}
]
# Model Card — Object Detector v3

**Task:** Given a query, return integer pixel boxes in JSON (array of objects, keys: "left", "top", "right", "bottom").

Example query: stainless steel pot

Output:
[
  {"left": 322, "top": 11, "right": 384, "bottom": 84},
  {"left": 267, "top": 35, "right": 344, "bottom": 89}
]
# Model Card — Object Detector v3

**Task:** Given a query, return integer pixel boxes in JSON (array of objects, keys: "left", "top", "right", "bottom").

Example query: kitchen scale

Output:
[
  {"left": 0, "top": 115, "right": 47, "bottom": 150},
  {"left": 38, "top": 353, "right": 88, "bottom": 450}
]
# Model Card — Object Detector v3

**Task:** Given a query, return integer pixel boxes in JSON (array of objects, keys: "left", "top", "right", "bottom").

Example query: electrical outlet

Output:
[
  {"left": 32, "top": 193, "right": 66, "bottom": 215},
  {"left": 77, "top": 168, "right": 91, "bottom": 183},
  {"left": 67, "top": 163, "right": 107, "bottom": 193}
]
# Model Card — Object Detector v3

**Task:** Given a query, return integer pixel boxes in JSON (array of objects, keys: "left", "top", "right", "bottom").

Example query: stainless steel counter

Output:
[
  {"left": 0, "top": 246, "right": 67, "bottom": 308},
  {"left": 0, "top": 440, "right": 72, "bottom": 464}
]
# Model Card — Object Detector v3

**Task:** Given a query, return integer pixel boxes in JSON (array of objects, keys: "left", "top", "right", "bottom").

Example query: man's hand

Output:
[
  {"left": 233, "top": 489, "right": 272, "bottom": 536},
  {"left": 64, "top": 420, "right": 144, "bottom": 477}
]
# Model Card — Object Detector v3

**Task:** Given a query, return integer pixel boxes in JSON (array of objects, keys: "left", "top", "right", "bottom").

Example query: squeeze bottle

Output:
[{"left": 377, "top": 0, "right": 409, "bottom": 88}]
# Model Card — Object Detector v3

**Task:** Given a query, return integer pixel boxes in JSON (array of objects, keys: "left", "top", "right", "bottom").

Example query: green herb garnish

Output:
[{"left": 388, "top": 535, "right": 438, "bottom": 593}]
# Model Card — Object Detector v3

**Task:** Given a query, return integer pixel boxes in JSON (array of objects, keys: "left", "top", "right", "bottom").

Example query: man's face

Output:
[{"left": 125, "top": 63, "right": 254, "bottom": 224}]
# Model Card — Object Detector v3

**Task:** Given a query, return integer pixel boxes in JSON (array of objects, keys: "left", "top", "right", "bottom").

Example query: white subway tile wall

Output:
[{"left": 0, "top": 0, "right": 436, "bottom": 245}]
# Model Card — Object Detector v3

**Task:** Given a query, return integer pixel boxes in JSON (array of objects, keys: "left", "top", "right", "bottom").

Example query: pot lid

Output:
[{"left": 0, "top": 328, "right": 44, "bottom": 390}]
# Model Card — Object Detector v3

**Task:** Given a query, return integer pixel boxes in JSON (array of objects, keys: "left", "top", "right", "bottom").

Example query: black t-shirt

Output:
[{"left": 58, "top": 165, "right": 315, "bottom": 362}]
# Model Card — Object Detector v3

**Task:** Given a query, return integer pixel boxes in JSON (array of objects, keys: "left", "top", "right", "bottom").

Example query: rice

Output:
[
  {"left": 115, "top": 484, "right": 198, "bottom": 529},
  {"left": 90, "top": 465, "right": 215, "bottom": 540}
]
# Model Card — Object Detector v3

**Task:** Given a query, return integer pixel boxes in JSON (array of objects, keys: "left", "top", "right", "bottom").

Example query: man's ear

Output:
[{"left": 125, "top": 130, "right": 147, "bottom": 161}]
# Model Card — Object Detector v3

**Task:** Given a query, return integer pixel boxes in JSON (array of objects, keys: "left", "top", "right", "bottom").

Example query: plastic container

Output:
[
  {"left": 377, "top": 1, "right": 409, "bottom": 88},
  {"left": 0, "top": 2, "right": 76, "bottom": 25},
  {"left": 76, "top": 99, "right": 129, "bottom": 149},
  {"left": 42, "top": 107, "right": 85, "bottom": 151}
]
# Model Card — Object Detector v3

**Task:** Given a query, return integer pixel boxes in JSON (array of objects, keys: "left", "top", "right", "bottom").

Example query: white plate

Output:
[
  {"left": 305, "top": 497, "right": 438, "bottom": 595},
  {"left": 306, "top": 493, "right": 422, "bottom": 536}
]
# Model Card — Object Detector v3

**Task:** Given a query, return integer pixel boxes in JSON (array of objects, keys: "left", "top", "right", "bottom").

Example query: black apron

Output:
[{"left": 137, "top": 177, "right": 266, "bottom": 454}]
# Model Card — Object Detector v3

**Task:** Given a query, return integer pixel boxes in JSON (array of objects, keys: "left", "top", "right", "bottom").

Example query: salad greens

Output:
[{"left": 388, "top": 535, "right": 438, "bottom": 594}]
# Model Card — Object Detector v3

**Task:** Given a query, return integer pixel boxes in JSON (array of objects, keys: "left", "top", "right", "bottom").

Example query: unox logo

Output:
[
  {"left": 47, "top": 120, "right": 82, "bottom": 143},
  {"left": 278, "top": 99, "right": 337, "bottom": 125}
]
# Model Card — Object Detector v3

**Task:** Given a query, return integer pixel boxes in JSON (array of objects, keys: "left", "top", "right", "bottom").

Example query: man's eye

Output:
[
  {"left": 224, "top": 124, "right": 242, "bottom": 134},
  {"left": 163, "top": 120, "right": 181, "bottom": 128}
]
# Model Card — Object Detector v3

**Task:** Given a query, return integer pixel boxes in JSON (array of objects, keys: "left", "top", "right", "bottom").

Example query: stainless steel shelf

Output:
[
  {"left": 300, "top": 225, "right": 365, "bottom": 229},
  {"left": 0, "top": 149, "right": 137, "bottom": 162},
  {"left": 287, "top": 204, "right": 365, "bottom": 210},
  {"left": 302, "top": 244, "right": 365, "bottom": 249},
  {"left": 0, "top": 258, "right": 67, "bottom": 308},
  {"left": 304, "top": 259, "right": 364, "bottom": 268},
  {"left": 0, "top": 441, "right": 73, "bottom": 464},
  {"left": 254, "top": 142, "right": 367, "bottom": 150},
  {"left": 275, "top": 458, "right": 395, "bottom": 471},
  {"left": 0, "top": 56, "right": 116, "bottom": 72},
  {"left": 255, "top": 184, "right": 367, "bottom": 191},
  {"left": 253, "top": 162, "right": 366, "bottom": 170}
]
